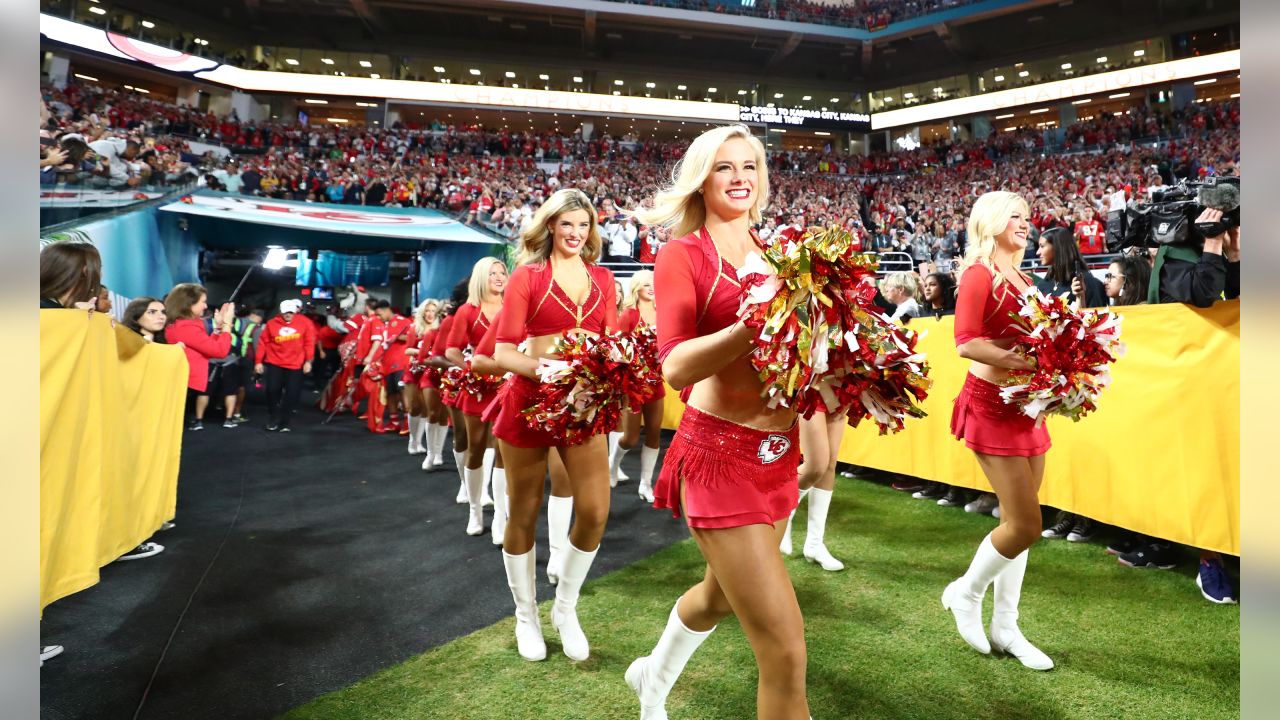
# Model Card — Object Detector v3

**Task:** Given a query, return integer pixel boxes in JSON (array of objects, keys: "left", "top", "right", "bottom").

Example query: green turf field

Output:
[{"left": 279, "top": 475, "right": 1240, "bottom": 720}]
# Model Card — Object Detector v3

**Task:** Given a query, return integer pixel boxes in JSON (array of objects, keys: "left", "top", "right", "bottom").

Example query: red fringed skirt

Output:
[
  {"left": 950, "top": 373, "right": 1051, "bottom": 457},
  {"left": 418, "top": 366, "right": 440, "bottom": 390},
  {"left": 654, "top": 405, "right": 799, "bottom": 530},
  {"left": 460, "top": 384, "right": 499, "bottom": 418}
]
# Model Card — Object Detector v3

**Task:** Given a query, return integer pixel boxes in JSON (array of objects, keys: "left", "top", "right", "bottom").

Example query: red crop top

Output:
[
  {"left": 496, "top": 262, "right": 617, "bottom": 345},
  {"left": 617, "top": 307, "right": 653, "bottom": 333},
  {"left": 654, "top": 226, "right": 758, "bottom": 363},
  {"left": 447, "top": 302, "right": 497, "bottom": 351},
  {"left": 475, "top": 309, "right": 503, "bottom": 357},
  {"left": 431, "top": 315, "right": 455, "bottom": 357},
  {"left": 953, "top": 263, "right": 1031, "bottom": 346}
]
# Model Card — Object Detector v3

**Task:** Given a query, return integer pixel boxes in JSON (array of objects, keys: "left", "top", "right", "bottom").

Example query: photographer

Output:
[{"left": 1148, "top": 207, "right": 1240, "bottom": 307}]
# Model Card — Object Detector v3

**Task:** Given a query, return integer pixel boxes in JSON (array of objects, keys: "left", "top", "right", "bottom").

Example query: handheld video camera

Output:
[{"left": 1108, "top": 176, "right": 1240, "bottom": 251}]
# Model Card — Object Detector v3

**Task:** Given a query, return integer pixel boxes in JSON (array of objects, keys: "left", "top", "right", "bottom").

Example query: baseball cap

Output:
[{"left": 280, "top": 299, "right": 302, "bottom": 314}]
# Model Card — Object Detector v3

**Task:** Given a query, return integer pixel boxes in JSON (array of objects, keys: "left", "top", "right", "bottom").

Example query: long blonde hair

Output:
[
  {"left": 623, "top": 269, "right": 654, "bottom": 310},
  {"left": 517, "top": 189, "right": 602, "bottom": 266},
  {"left": 958, "top": 191, "right": 1031, "bottom": 288},
  {"left": 413, "top": 298, "right": 439, "bottom": 335},
  {"left": 466, "top": 257, "right": 506, "bottom": 305},
  {"left": 632, "top": 124, "right": 769, "bottom": 239}
]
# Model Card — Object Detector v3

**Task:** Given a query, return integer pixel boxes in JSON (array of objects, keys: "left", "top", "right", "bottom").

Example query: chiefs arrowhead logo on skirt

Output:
[{"left": 757, "top": 434, "right": 791, "bottom": 465}]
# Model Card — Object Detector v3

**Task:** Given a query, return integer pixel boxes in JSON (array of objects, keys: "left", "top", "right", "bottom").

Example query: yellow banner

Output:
[
  {"left": 40, "top": 311, "right": 188, "bottom": 611},
  {"left": 663, "top": 301, "right": 1240, "bottom": 555}
]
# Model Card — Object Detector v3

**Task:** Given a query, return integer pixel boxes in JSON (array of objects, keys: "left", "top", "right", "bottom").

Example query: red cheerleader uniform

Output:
[
  {"left": 651, "top": 227, "right": 800, "bottom": 530},
  {"left": 474, "top": 309, "right": 507, "bottom": 424},
  {"left": 415, "top": 327, "right": 440, "bottom": 390},
  {"left": 446, "top": 302, "right": 502, "bottom": 417},
  {"left": 491, "top": 261, "right": 617, "bottom": 448},
  {"left": 618, "top": 306, "right": 666, "bottom": 403},
  {"left": 950, "top": 263, "right": 1051, "bottom": 457},
  {"left": 434, "top": 314, "right": 460, "bottom": 408}
]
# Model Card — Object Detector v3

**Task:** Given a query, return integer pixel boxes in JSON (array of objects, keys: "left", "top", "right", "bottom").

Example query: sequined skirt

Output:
[
  {"left": 654, "top": 405, "right": 799, "bottom": 529},
  {"left": 950, "top": 373, "right": 1051, "bottom": 457}
]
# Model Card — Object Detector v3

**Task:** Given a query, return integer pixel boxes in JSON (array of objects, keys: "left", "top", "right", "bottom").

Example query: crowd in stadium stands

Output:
[
  {"left": 601, "top": 0, "right": 983, "bottom": 31},
  {"left": 40, "top": 80, "right": 1239, "bottom": 271}
]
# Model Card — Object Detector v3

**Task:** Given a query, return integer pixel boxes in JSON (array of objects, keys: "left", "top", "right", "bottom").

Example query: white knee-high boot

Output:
[
  {"left": 941, "top": 532, "right": 1014, "bottom": 654},
  {"left": 481, "top": 447, "right": 495, "bottom": 506},
  {"left": 546, "top": 495, "right": 573, "bottom": 585},
  {"left": 802, "top": 487, "right": 844, "bottom": 571},
  {"left": 551, "top": 543, "right": 598, "bottom": 661},
  {"left": 780, "top": 488, "right": 810, "bottom": 556},
  {"left": 626, "top": 599, "right": 716, "bottom": 720},
  {"left": 464, "top": 466, "right": 485, "bottom": 536},
  {"left": 608, "top": 431, "right": 629, "bottom": 486},
  {"left": 490, "top": 468, "right": 508, "bottom": 546},
  {"left": 428, "top": 422, "right": 447, "bottom": 467},
  {"left": 407, "top": 416, "right": 426, "bottom": 454},
  {"left": 502, "top": 548, "right": 546, "bottom": 661},
  {"left": 637, "top": 445, "right": 659, "bottom": 503},
  {"left": 990, "top": 549, "right": 1053, "bottom": 670},
  {"left": 454, "top": 448, "right": 468, "bottom": 503}
]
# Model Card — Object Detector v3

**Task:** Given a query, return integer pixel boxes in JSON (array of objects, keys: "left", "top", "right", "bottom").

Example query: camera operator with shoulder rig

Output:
[{"left": 1137, "top": 176, "right": 1240, "bottom": 307}]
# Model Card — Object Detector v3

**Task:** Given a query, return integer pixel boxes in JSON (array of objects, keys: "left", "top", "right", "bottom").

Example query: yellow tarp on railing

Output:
[
  {"left": 663, "top": 301, "right": 1240, "bottom": 555},
  {"left": 40, "top": 311, "right": 188, "bottom": 611}
]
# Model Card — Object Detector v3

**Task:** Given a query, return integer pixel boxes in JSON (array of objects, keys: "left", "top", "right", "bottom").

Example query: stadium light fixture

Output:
[
  {"left": 994, "top": 75, "right": 1004, "bottom": 81},
  {"left": 1096, "top": 56, "right": 1107, "bottom": 63},
  {"left": 994, "top": 113, "right": 1014, "bottom": 119},
  {"left": 285, "top": 58, "right": 299, "bottom": 66},
  {"left": 830, "top": 97, "right": 839, "bottom": 102},
  {"left": 814, "top": 131, "right": 831, "bottom": 136},
  {"left": 1029, "top": 108, "right": 1048, "bottom": 114},
  {"left": 73, "top": 73, "right": 98, "bottom": 82},
  {"left": 89, "top": 6, "right": 106, "bottom": 15},
  {"left": 773, "top": 92, "right": 784, "bottom": 98},
  {"left": 738, "top": 89, "right": 748, "bottom": 95},
  {"left": 573, "top": 76, "right": 583, "bottom": 82},
  {"left": 1018, "top": 70, "right": 1029, "bottom": 77},
  {"left": 304, "top": 99, "right": 329, "bottom": 104},
  {"left": 707, "top": 87, "right": 717, "bottom": 93},
  {"left": 1134, "top": 49, "right": 1145, "bottom": 57},
  {"left": 539, "top": 74, "right": 550, "bottom": 80},
  {"left": 469, "top": 68, "right": 481, "bottom": 75},
  {"left": 646, "top": 82, "right": 655, "bottom": 88},
  {"left": 614, "top": 79, "right": 624, "bottom": 85},
  {"left": 1109, "top": 92, "right": 1130, "bottom": 98},
  {"left": 141, "top": 20, "right": 155, "bottom": 28},
  {"left": 1194, "top": 78, "right": 1216, "bottom": 85},
  {"left": 434, "top": 66, "right": 447, "bottom": 73},
  {"left": 263, "top": 248, "right": 289, "bottom": 270},
  {"left": 903, "top": 92, "right": 914, "bottom": 99},
  {"left": 359, "top": 60, "right": 373, "bottom": 68},
  {"left": 802, "top": 95, "right": 812, "bottom": 100},
  {"left": 321, "top": 58, "right": 334, "bottom": 65},
  {"left": 1061, "top": 63, "right": 1072, "bottom": 70},
  {"left": 883, "top": 96, "right": 893, "bottom": 102},
  {"left": 677, "top": 84, "right": 687, "bottom": 90},
  {"left": 1072, "top": 98, "right": 1091, "bottom": 105},
  {"left": 933, "top": 87, "right": 942, "bottom": 93},
  {"left": 505, "top": 71, "right": 516, "bottom": 78}
]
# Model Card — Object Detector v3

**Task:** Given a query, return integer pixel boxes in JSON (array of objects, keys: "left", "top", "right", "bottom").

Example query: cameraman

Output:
[{"left": 1147, "top": 207, "right": 1240, "bottom": 307}]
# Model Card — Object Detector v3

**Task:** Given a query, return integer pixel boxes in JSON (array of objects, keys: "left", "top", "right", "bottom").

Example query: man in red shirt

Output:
[
  {"left": 1074, "top": 210, "right": 1107, "bottom": 255},
  {"left": 254, "top": 299, "right": 317, "bottom": 432}
]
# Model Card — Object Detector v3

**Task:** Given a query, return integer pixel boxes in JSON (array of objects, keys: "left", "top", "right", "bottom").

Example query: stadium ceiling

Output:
[{"left": 105, "top": 0, "right": 1238, "bottom": 92}]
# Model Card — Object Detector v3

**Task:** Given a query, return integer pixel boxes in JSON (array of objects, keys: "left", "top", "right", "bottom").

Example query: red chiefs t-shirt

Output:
[{"left": 1074, "top": 220, "right": 1106, "bottom": 255}]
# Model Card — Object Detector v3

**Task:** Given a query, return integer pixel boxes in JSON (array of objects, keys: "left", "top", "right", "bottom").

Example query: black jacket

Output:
[{"left": 1155, "top": 250, "right": 1241, "bottom": 308}]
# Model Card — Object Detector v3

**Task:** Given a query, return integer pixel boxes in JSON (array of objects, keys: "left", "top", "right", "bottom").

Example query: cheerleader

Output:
[
  {"left": 778, "top": 410, "right": 847, "bottom": 572},
  {"left": 628, "top": 125, "right": 808, "bottom": 719},
  {"left": 402, "top": 299, "right": 440, "bottom": 456},
  {"left": 416, "top": 302, "right": 451, "bottom": 471},
  {"left": 491, "top": 188, "right": 616, "bottom": 663},
  {"left": 942, "top": 190, "right": 1054, "bottom": 671},
  {"left": 432, "top": 281, "right": 472, "bottom": 500},
  {"left": 606, "top": 279, "right": 631, "bottom": 487},
  {"left": 445, "top": 260, "right": 507, "bottom": 535},
  {"left": 613, "top": 270, "right": 664, "bottom": 503},
  {"left": 472, "top": 312, "right": 578, "bottom": 574}
]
